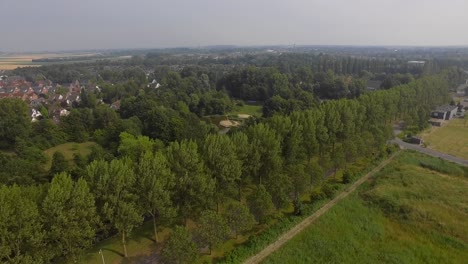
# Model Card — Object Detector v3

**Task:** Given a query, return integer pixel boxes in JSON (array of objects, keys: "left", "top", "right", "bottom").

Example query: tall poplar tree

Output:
[
  {"left": 137, "top": 151, "right": 176, "bottom": 243},
  {"left": 166, "top": 140, "right": 215, "bottom": 224},
  {"left": 202, "top": 134, "right": 241, "bottom": 211},
  {"left": 42, "top": 172, "right": 97, "bottom": 261}
]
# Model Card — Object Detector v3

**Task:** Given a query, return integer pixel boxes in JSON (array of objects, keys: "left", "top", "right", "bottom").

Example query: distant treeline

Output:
[{"left": 32, "top": 55, "right": 105, "bottom": 63}]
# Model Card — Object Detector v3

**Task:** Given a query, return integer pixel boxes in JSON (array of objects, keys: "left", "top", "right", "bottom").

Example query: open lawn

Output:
[
  {"left": 263, "top": 151, "right": 468, "bottom": 264},
  {"left": 44, "top": 142, "right": 97, "bottom": 170},
  {"left": 420, "top": 118, "right": 468, "bottom": 159},
  {"left": 229, "top": 103, "right": 263, "bottom": 117}
]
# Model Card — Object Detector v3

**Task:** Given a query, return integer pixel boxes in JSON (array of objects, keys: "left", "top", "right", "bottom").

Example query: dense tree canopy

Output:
[{"left": 0, "top": 99, "right": 31, "bottom": 149}]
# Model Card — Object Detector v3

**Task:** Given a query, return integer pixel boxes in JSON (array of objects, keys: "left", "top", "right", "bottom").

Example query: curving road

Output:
[{"left": 391, "top": 138, "right": 468, "bottom": 166}]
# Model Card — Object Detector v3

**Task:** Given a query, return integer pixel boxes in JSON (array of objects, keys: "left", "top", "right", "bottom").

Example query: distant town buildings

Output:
[{"left": 0, "top": 76, "right": 84, "bottom": 122}]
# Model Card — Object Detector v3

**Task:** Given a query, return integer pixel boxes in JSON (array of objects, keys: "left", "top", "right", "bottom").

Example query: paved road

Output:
[
  {"left": 391, "top": 138, "right": 468, "bottom": 166},
  {"left": 243, "top": 152, "right": 400, "bottom": 264}
]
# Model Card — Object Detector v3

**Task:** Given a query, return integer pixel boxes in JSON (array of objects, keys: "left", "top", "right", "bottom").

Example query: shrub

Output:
[
  {"left": 342, "top": 170, "right": 354, "bottom": 184},
  {"left": 322, "top": 183, "right": 339, "bottom": 199},
  {"left": 310, "top": 188, "right": 326, "bottom": 202}
]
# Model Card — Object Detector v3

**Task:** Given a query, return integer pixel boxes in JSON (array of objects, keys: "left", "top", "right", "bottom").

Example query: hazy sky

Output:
[{"left": 2, "top": 0, "right": 468, "bottom": 51}]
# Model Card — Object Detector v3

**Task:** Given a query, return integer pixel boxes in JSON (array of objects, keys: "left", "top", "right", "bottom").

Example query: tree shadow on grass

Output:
[
  {"left": 121, "top": 247, "right": 161, "bottom": 264},
  {"left": 102, "top": 247, "right": 124, "bottom": 257}
]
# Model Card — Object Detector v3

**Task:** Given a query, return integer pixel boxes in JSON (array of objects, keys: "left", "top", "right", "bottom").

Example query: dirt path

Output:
[{"left": 243, "top": 152, "right": 400, "bottom": 264}]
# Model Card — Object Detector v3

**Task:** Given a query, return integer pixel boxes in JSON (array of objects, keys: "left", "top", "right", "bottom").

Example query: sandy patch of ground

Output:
[
  {"left": 220, "top": 119, "right": 240, "bottom": 128},
  {"left": 238, "top": 114, "right": 251, "bottom": 119}
]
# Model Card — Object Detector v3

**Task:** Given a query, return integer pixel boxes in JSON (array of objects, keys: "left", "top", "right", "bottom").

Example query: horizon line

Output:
[{"left": 2, "top": 44, "right": 468, "bottom": 54}]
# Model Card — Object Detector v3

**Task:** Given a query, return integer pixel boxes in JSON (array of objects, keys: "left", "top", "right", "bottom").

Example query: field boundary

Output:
[{"left": 243, "top": 151, "right": 400, "bottom": 264}]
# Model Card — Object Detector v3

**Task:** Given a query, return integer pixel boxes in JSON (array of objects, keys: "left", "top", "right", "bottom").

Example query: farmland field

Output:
[
  {"left": 420, "top": 118, "right": 468, "bottom": 159},
  {"left": 0, "top": 52, "right": 130, "bottom": 70},
  {"left": 263, "top": 151, "right": 468, "bottom": 264}
]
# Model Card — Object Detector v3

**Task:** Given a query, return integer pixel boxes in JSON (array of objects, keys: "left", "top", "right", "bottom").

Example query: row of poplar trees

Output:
[{"left": 0, "top": 73, "right": 450, "bottom": 263}]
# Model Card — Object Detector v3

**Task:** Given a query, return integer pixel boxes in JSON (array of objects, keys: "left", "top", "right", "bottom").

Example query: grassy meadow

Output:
[
  {"left": 263, "top": 151, "right": 468, "bottom": 264},
  {"left": 229, "top": 102, "right": 263, "bottom": 117},
  {"left": 44, "top": 142, "right": 97, "bottom": 170},
  {"left": 420, "top": 118, "right": 468, "bottom": 159}
]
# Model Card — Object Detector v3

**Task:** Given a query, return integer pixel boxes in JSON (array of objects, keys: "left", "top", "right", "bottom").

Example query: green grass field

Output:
[
  {"left": 44, "top": 142, "right": 97, "bottom": 169},
  {"left": 420, "top": 118, "right": 468, "bottom": 159},
  {"left": 263, "top": 151, "right": 468, "bottom": 264},
  {"left": 229, "top": 103, "right": 263, "bottom": 117}
]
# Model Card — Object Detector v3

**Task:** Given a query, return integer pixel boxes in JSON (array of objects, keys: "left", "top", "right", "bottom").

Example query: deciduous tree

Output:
[
  {"left": 0, "top": 185, "right": 44, "bottom": 263},
  {"left": 202, "top": 134, "right": 241, "bottom": 211},
  {"left": 42, "top": 172, "right": 97, "bottom": 261},
  {"left": 196, "top": 210, "right": 229, "bottom": 255},
  {"left": 161, "top": 226, "right": 198, "bottom": 264},
  {"left": 0, "top": 98, "right": 31, "bottom": 149},
  {"left": 137, "top": 151, "right": 176, "bottom": 243},
  {"left": 247, "top": 185, "right": 275, "bottom": 223},
  {"left": 166, "top": 140, "right": 215, "bottom": 224},
  {"left": 224, "top": 202, "right": 255, "bottom": 238}
]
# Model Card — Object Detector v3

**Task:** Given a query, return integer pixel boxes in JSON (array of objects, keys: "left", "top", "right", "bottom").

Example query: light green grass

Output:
[
  {"left": 263, "top": 151, "right": 468, "bottom": 264},
  {"left": 229, "top": 103, "right": 263, "bottom": 117},
  {"left": 43, "top": 142, "right": 97, "bottom": 169},
  {"left": 420, "top": 118, "right": 468, "bottom": 159}
]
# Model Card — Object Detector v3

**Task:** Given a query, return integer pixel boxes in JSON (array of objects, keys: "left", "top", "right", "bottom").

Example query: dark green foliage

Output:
[
  {"left": 196, "top": 210, "right": 230, "bottom": 254},
  {"left": 30, "top": 119, "right": 67, "bottom": 149},
  {"left": 42, "top": 173, "right": 97, "bottom": 262},
  {"left": 310, "top": 188, "right": 327, "bottom": 202},
  {"left": 247, "top": 185, "right": 275, "bottom": 223},
  {"left": 137, "top": 151, "right": 176, "bottom": 243},
  {"left": 166, "top": 140, "right": 215, "bottom": 222},
  {"left": 0, "top": 99, "right": 31, "bottom": 149},
  {"left": 266, "top": 173, "right": 292, "bottom": 210},
  {"left": 49, "top": 151, "right": 68, "bottom": 177},
  {"left": 224, "top": 202, "right": 256, "bottom": 238},
  {"left": 293, "top": 199, "right": 303, "bottom": 216},
  {"left": 161, "top": 226, "right": 198, "bottom": 264},
  {"left": 322, "top": 182, "right": 340, "bottom": 199},
  {"left": 85, "top": 159, "right": 143, "bottom": 257},
  {"left": 117, "top": 132, "right": 159, "bottom": 161},
  {"left": 342, "top": 170, "right": 355, "bottom": 184},
  {"left": 0, "top": 185, "right": 45, "bottom": 263},
  {"left": 202, "top": 134, "right": 242, "bottom": 209},
  {"left": 59, "top": 109, "right": 94, "bottom": 142}
]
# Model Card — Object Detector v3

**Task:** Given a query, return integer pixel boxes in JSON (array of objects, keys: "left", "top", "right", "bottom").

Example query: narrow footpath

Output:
[{"left": 243, "top": 152, "right": 400, "bottom": 264}]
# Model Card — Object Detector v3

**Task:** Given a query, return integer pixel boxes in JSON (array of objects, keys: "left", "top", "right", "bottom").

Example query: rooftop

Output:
[{"left": 434, "top": 105, "right": 458, "bottom": 112}]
